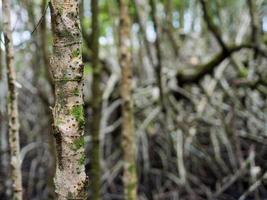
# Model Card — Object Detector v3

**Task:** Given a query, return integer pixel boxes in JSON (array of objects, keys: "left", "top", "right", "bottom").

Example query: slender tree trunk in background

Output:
[
  {"left": 79, "top": 0, "right": 84, "bottom": 24},
  {"left": 49, "top": 0, "right": 87, "bottom": 199},
  {"left": 149, "top": 0, "right": 166, "bottom": 113},
  {"left": 247, "top": 0, "right": 260, "bottom": 57},
  {"left": 190, "top": 0, "right": 197, "bottom": 31},
  {"left": 119, "top": 0, "right": 138, "bottom": 199},
  {"left": 90, "top": 0, "right": 102, "bottom": 199},
  {"left": 0, "top": 115, "right": 11, "bottom": 199},
  {"left": 2, "top": 0, "right": 23, "bottom": 199},
  {"left": 25, "top": 1, "right": 42, "bottom": 86},
  {"left": 0, "top": 47, "right": 2, "bottom": 80},
  {"left": 164, "top": 0, "right": 180, "bottom": 56},
  {"left": 200, "top": 0, "right": 228, "bottom": 52},
  {"left": 133, "top": 0, "right": 155, "bottom": 68},
  {"left": 215, "top": 0, "right": 222, "bottom": 25},
  {"left": 40, "top": 0, "right": 53, "bottom": 89},
  {"left": 179, "top": 0, "right": 184, "bottom": 30},
  {"left": 40, "top": 0, "right": 56, "bottom": 194}
]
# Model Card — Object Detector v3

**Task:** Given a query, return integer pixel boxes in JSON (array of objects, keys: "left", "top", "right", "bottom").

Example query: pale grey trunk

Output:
[
  {"left": 2, "top": 0, "right": 23, "bottom": 199},
  {"left": 49, "top": 0, "right": 87, "bottom": 199}
]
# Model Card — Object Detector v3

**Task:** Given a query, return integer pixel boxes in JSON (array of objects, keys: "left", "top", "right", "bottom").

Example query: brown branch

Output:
[
  {"left": 176, "top": 0, "right": 266, "bottom": 87},
  {"left": 90, "top": 0, "right": 102, "bottom": 199},
  {"left": 176, "top": 44, "right": 252, "bottom": 85}
]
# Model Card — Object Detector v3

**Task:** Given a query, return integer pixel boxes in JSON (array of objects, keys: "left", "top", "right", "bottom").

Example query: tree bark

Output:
[
  {"left": 49, "top": 0, "right": 87, "bottom": 199},
  {"left": 119, "top": 0, "right": 138, "bottom": 199},
  {"left": 2, "top": 0, "right": 23, "bottom": 199},
  {"left": 90, "top": 0, "right": 102, "bottom": 199}
]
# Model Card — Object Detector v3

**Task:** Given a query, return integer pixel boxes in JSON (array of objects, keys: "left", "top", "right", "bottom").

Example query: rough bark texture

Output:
[
  {"left": 119, "top": 0, "right": 138, "bottom": 199},
  {"left": 90, "top": 0, "right": 102, "bottom": 199},
  {"left": 2, "top": 0, "right": 23, "bottom": 199},
  {"left": 49, "top": 0, "right": 87, "bottom": 199}
]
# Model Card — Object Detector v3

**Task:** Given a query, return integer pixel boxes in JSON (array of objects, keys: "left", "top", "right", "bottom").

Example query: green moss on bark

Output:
[
  {"left": 73, "top": 88, "right": 79, "bottom": 96},
  {"left": 72, "top": 136, "right": 84, "bottom": 150},
  {"left": 71, "top": 49, "right": 80, "bottom": 58},
  {"left": 79, "top": 154, "right": 86, "bottom": 165},
  {"left": 70, "top": 105, "right": 85, "bottom": 128}
]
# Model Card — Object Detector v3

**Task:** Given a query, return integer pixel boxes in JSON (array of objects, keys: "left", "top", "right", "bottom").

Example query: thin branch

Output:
[
  {"left": 31, "top": 1, "right": 50, "bottom": 35},
  {"left": 199, "top": 0, "right": 228, "bottom": 52},
  {"left": 238, "top": 172, "right": 267, "bottom": 200}
]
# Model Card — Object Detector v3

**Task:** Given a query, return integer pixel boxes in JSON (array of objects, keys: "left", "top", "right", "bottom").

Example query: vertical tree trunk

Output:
[
  {"left": 133, "top": 0, "right": 155, "bottom": 68},
  {"left": 49, "top": 0, "right": 87, "bottom": 199},
  {"left": 2, "top": 0, "right": 23, "bottom": 199},
  {"left": 164, "top": 0, "right": 180, "bottom": 56},
  {"left": 119, "top": 0, "right": 138, "bottom": 199},
  {"left": 247, "top": 0, "right": 260, "bottom": 57},
  {"left": 200, "top": 0, "right": 228, "bottom": 52},
  {"left": 179, "top": 0, "right": 184, "bottom": 30},
  {"left": 149, "top": 0, "right": 166, "bottom": 112},
  {"left": 40, "top": 0, "right": 56, "bottom": 193},
  {"left": 90, "top": 0, "right": 102, "bottom": 199},
  {"left": 0, "top": 47, "right": 2, "bottom": 80},
  {"left": 25, "top": 1, "right": 42, "bottom": 86},
  {"left": 40, "top": 0, "right": 53, "bottom": 89}
]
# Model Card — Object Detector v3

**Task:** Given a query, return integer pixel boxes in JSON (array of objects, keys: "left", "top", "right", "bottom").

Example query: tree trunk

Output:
[
  {"left": 2, "top": 0, "right": 23, "bottom": 199},
  {"left": 0, "top": 47, "right": 2, "bottom": 80},
  {"left": 119, "top": 0, "right": 138, "bottom": 199},
  {"left": 164, "top": 0, "right": 180, "bottom": 56},
  {"left": 49, "top": 0, "right": 87, "bottom": 199},
  {"left": 179, "top": 0, "right": 184, "bottom": 30},
  {"left": 41, "top": 0, "right": 53, "bottom": 89},
  {"left": 40, "top": 0, "right": 57, "bottom": 194},
  {"left": 149, "top": 0, "right": 166, "bottom": 112},
  {"left": 133, "top": 0, "right": 155, "bottom": 68},
  {"left": 247, "top": 0, "right": 260, "bottom": 57},
  {"left": 24, "top": 0, "right": 42, "bottom": 86},
  {"left": 90, "top": 0, "right": 102, "bottom": 199}
]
